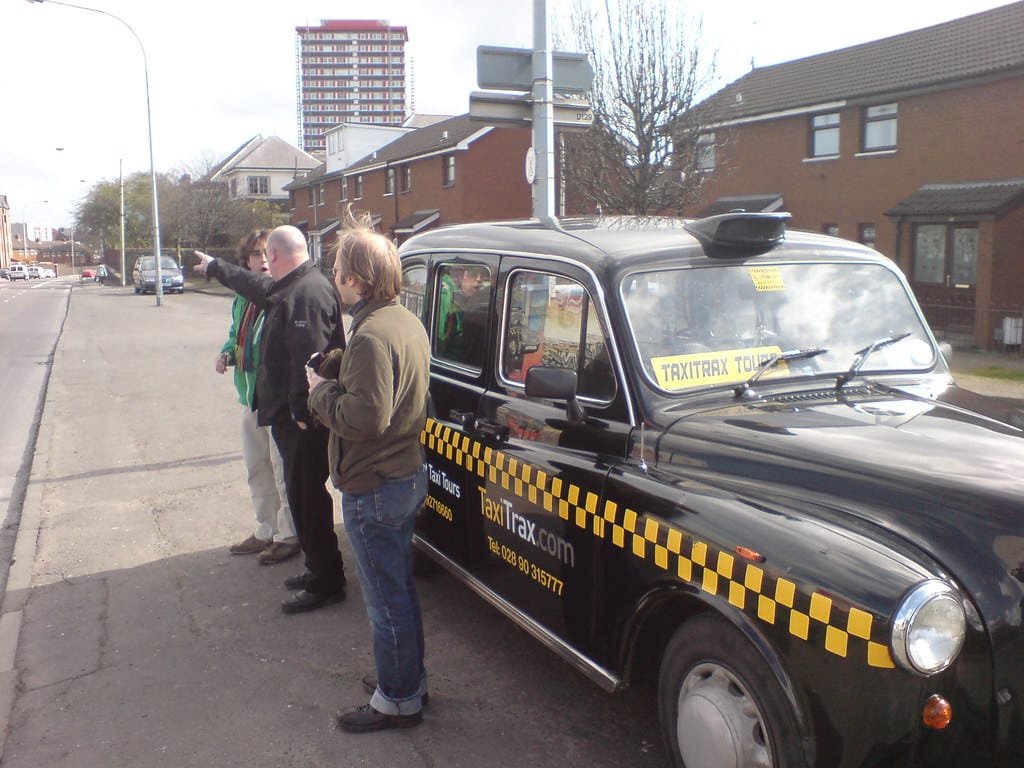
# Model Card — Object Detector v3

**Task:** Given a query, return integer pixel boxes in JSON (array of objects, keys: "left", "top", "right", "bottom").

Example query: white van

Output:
[{"left": 8, "top": 264, "right": 28, "bottom": 281}]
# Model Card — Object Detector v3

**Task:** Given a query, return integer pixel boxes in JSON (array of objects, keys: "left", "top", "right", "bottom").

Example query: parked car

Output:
[
  {"left": 0, "top": 267, "right": 9, "bottom": 279},
  {"left": 27, "top": 265, "right": 41, "bottom": 279},
  {"left": 38, "top": 266, "right": 56, "bottom": 278},
  {"left": 8, "top": 264, "right": 28, "bottom": 281},
  {"left": 80, "top": 268, "right": 96, "bottom": 280},
  {"left": 398, "top": 213, "right": 1024, "bottom": 767},
  {"left": 133, "top": 256, "right": 184, "bottom": 294}
]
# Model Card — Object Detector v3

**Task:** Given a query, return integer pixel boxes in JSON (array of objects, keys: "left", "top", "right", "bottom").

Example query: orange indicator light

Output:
[
  {"left": 922, "top": 694, "right": 952, "bottom": 730},
  {"left": 734, "top": 545, "right": 765, "bottom": 563}
]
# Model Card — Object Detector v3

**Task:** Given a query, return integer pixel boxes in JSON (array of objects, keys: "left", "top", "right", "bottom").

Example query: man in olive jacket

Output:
[
  {"left": 194, "top": 226, "right": 346, "bottom": 613},
  {"left": 306, "top": 226, "right": 429, "bottom": 733}
]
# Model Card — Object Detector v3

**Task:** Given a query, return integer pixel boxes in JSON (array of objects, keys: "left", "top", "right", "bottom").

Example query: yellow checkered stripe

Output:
[{"left": 420, "top": 418, "right": 895, "bottom": 669}]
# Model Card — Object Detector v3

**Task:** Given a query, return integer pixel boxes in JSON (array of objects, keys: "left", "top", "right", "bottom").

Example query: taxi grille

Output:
[{"left": 774, "top": 386, "right": 872, "bottom": 404}]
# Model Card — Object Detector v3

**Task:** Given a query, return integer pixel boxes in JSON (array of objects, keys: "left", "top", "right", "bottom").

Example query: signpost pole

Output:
[{"left": 532, "top": 0, "right": 556, "bottom": 225}]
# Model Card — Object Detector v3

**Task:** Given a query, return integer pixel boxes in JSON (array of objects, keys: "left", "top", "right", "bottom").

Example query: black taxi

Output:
[{"left": 396, "top": 213, "right": 1024, "bottom": 767}]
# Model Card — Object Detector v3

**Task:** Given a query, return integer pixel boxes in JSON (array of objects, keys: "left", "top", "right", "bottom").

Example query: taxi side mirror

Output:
[{"left": 525, "top": 366, "right": 585, "bottom": 424}]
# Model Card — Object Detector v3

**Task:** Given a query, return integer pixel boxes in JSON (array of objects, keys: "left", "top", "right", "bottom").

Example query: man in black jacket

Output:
[{"left": 194, "top": 226, "right": 346, "bottom": 613}]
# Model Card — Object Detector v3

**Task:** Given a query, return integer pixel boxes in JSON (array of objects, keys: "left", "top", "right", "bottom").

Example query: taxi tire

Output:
[{"left": 658, "top": 613, "right": 805, "bottom": 768}]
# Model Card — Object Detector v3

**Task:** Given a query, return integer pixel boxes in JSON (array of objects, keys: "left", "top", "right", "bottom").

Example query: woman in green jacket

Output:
[{"left": 218, "top": 229, "right": 299, "bottom": 564}]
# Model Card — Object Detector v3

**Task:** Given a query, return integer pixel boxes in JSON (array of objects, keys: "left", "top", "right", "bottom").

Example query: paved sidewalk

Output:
[{"left": 948, "top": 349, "right": 1024, "bottom": 400}]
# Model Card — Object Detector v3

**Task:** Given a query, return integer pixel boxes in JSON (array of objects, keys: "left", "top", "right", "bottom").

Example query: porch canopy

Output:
[
  {"left": 394, "top": 209, "right": 441, "bottom": 236},
  {"left": 886, "top": 179, "right": 1024, "bottom": 218}
]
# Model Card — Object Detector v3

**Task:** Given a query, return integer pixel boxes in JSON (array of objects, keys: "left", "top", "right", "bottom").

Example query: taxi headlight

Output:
[{"left": 891, "top": 580, "right": 966, "bottom": 675}]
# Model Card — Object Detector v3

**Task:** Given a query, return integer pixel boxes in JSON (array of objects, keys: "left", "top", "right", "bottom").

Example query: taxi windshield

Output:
[{"left": 619, "top": 262, "right": 935, "bottom": 393}]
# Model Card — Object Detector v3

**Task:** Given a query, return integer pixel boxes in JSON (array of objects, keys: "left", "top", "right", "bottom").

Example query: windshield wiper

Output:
[
  {"left": 734, "top": 348, "right": 829, "bottom": 399},
  {"left": 834, "top": 332, "right": 912, "bottom": 389}
]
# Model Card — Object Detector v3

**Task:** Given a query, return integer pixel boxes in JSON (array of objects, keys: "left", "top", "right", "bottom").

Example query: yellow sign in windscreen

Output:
[
  {"left": 747, "top": 266, "right": 785, "bottom": 291},
  {"left": 652, "top": 346, "right": 785, "bottom": 391}
]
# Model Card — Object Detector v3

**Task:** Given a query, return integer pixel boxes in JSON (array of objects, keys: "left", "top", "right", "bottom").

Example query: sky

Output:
[{"left": 1, "top": 0, "right": 1014, "bottom": 227}]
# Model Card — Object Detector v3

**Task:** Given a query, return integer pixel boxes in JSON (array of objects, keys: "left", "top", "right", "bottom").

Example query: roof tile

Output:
[{"left": 700, "top": 2, "right": 1024, "bottom": 124}]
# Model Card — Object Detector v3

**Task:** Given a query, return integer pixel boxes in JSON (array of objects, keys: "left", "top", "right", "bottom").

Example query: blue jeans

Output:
[{"left": 342, "top": 466, "right": 428, "bottom": 715}]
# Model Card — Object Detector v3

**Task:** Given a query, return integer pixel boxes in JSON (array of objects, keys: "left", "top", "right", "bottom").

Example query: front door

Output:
[
  {"left": 911, "top": 223, "right": 978, "bottom": 334},
  {"left": 471, "top": 260, "right": 632, "bottom": 654}
]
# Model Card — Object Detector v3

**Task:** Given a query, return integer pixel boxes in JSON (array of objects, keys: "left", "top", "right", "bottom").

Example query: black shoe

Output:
[
  {"left": 361, "top": 675, "right": 429, "bottom": 707},
  {"left": 281, "top": 588, "right": 345, "bottom": 614},
  {"left": 284, "top": 571, "right": 313, "bottom": 591},
  {"left": 335, "top": 704, "right": 422, "bottom": 733}
]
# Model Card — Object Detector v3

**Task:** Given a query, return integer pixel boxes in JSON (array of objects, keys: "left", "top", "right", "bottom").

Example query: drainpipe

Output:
[{"left": 392, "top": 162, "right": 400, "bottom": 239}]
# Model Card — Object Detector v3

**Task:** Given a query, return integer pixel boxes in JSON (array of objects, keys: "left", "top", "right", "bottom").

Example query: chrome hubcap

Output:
[{"left": 676, "top": 663, "right": 771, "bottom": 768}]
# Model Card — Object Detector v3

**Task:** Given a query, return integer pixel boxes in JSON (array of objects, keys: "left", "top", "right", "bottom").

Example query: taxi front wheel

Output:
[{"left": 658, "top": 614, "right": 805, "bottom": 768}]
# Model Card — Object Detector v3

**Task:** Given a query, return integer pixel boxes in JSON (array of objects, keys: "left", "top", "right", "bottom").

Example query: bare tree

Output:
[
  {"left": 74, "top": 163, "right": 277, "bottom": 260},
  {"left": 561, "top": 0, "right": 716, "bottom": 215},
  {"left": 159, "top": 153, "right": 279, "bottom": 251}
]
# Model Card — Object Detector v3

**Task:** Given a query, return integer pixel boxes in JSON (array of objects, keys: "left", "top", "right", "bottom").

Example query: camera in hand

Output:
[
  {"left": 308, "top": 347, "right": 344, "bottom": 378},
  {"left": 307, "top": 351, "right": 327, "bottom": 373}
]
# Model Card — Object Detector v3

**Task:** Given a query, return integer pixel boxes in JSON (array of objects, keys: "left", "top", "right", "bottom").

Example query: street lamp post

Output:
[
  {"left": 27, "top": 0, "right": 163, "bottom": 305},
  {"left": 120, "top": 159, "right": 127, "bottom": 287}
]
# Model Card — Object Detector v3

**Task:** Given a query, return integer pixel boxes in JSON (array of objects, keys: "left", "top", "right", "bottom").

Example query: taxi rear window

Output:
[{"left": 434, "top": 263, "right": 492, "bottom": 370}]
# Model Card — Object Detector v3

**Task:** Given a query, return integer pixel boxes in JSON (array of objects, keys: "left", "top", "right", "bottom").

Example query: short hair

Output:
[
  {"left": 333, "top": 210, "right": 401, "bottom": 302},
  {"left": 236, "top": 228, "right": 270, "bottom": 268}
]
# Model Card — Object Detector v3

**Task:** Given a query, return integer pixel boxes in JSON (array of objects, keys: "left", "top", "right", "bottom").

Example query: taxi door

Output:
[
  {"left": 468, "top": 258, "right": 634, "bottom": 655},
  {"left": 415, "top": 254, "right": 500, "bottom": 569}
]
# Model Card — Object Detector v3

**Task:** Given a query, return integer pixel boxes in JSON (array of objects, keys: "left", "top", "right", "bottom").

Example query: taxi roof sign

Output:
[{"left": 685, "top": 212, "right": 791, "bottom": 257}]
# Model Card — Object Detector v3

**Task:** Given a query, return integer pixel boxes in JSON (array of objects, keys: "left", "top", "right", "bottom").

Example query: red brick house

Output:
[
  {"left": 688, "top": 2, "right": 1024, "bottom": 349},
  {"left": 285, "top": 114, "right": 534, "bottom": 269}
]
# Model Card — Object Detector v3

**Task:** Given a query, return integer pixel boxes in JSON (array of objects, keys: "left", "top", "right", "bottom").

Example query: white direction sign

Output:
[
  {"left": 469, "top": 91, "right": 594, "bottom": 133},
  {"left": 477, "top": 45, "right": 594, "bottom": 94}
]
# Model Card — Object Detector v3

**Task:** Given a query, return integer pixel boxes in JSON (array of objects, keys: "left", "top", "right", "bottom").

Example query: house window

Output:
[
  {"left": 863, "top": 103, "right": 897, "bottom": 151},
  {"left": 442, "top": 154, "right": 456, "bottom": 186},
  {"left": 696, "top": 133, "right": 716, "bottom": 172},
  {"left": 858, "top": 223, "right": 876, "bottom": 248},
  {"left": 823, "top": 223, "right": 839, "bottom": 237},
  {"left": 401, "top": 166, "right": 412, "bottom": 193},
  {"left": 811, "top": 113, "right": 840, "bottom": 157},
  {"left": 247, "top": 175, "right": 270, "bottom": 195},
  {"left": 385, "top": 168, "right": 396, "bottom": 195},
  {"left": 340, "top": 178, "right": 348, "bottom": 201},
  {"left": 317, "top": 183, "right": 325, "bottom": 206},
  {"left": 354, "top": 175, "right": 364, "bottom": 199}
]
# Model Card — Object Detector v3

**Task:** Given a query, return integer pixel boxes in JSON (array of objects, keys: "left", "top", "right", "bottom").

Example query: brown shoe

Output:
[
  {"left": 229, "top": 534, "right": 271, "bottom": 555},
  {"left": 257, "top": 541, "right": 301, "bottom": 565}
]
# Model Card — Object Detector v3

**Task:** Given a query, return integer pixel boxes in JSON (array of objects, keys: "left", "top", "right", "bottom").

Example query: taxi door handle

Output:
[
  {"left": 450, "top": 409, "right": 477, "bottom": 430},
  {"left": 475, "top": 418, "right": 509, "bottom": 442}
]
